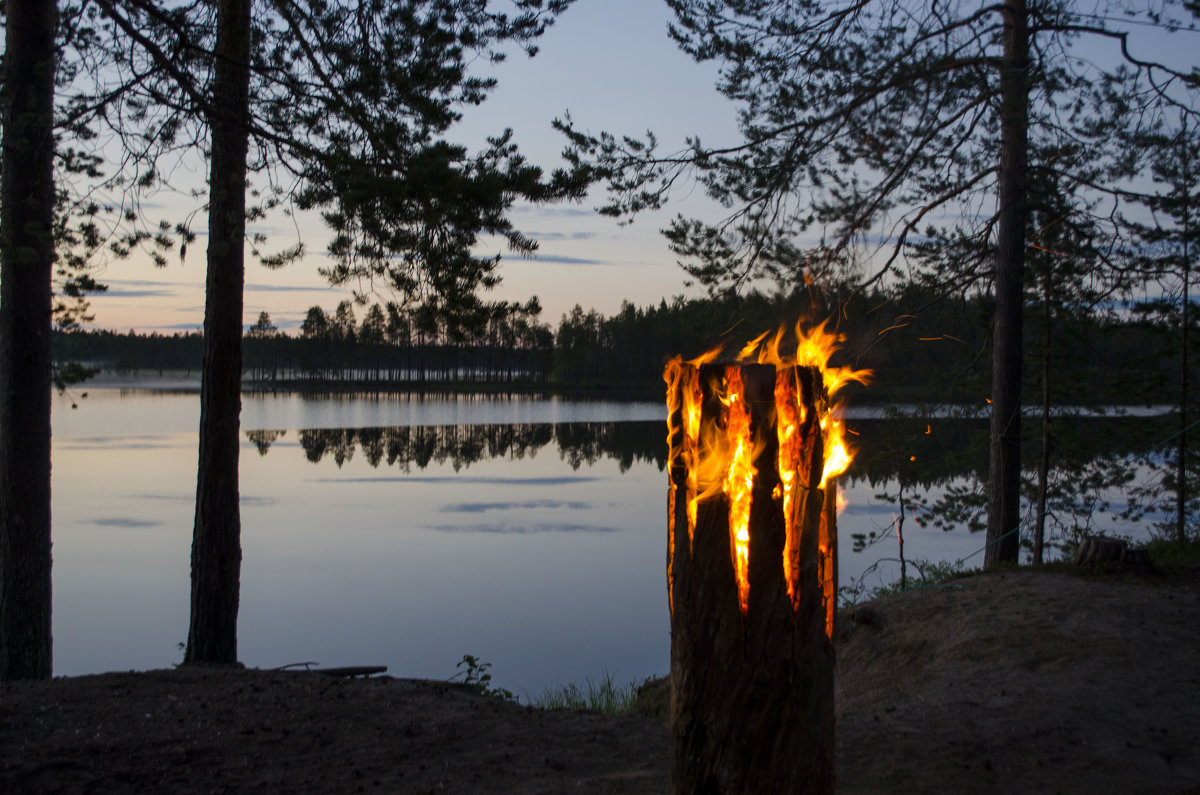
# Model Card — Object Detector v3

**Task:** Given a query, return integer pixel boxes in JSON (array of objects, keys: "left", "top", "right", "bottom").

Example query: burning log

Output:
[{"left": 664, "top": 323, "right": 866, "bottom": 795}]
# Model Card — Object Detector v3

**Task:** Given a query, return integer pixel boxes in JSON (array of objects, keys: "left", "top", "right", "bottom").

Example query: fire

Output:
[
  {"left": 664, "top": 346, "right": 721, "bottom": 613},
  {"left": 743, "top": 319, "right": 865, "bottom": 488},
  {"left": 721, "top": 368, "right": 755, "bottom": 616},
  {"left": 665, "top": 319, "right": 870, "bottom": 631}
]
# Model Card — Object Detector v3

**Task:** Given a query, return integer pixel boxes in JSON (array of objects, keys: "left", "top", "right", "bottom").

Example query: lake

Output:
[{"left": 48, "top": 383, "right": 1162, "bottom": 695}]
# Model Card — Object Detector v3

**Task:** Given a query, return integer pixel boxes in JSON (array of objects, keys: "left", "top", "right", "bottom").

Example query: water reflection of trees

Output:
[
  {"left": 251, "top": 412, "right": 1175, "bottom": 489},
  {"left": 846, "top": 413, "right": 1178, "bottom": 486},
  {"left": 248, "top": 411, "right": 1190, "bottom": 548},
  {"left": 846, "top": 411, "right": 1187, "bottom": 553},
  {"left": 247, "top": 421, "right": 668, "bottom": 473}
]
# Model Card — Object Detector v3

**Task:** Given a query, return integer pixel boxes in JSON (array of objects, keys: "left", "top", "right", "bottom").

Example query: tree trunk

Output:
[
  {"left": 1034, "top": 272, "right": 1051, "bottom": 565},
  {"left": 0, "top": 0, "right": 57, "bottom": 681},
  {"left": 1178, "top": 240, "right": 1188, "bottom": 546},
  {"left": 1177, "top": 122, "right": 1191, "bottom": 546},
  {"left": 185, "top": 0, "right": 252, "bottom": 665},
  {"left": 896, "top": 464, "right": 908, "bottom": 589},
  {"left": 986, "top": 0, "right": 1030, "bottom": 568},
  {"left": 667, "top": 363, "right": 835, "bottom": 794}
]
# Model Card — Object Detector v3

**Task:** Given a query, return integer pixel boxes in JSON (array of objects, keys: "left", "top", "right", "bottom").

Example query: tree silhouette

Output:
[
  {"left": 1124, "top": 118, "right": 1200, "bottom": 543},
  {"left": 81, "top": 0, "right": 586, "bottom": 664},
  {"left": 0, "top": 0, "right": 57, "bottom": 680},
  {"left": 559, "top": 0, "right": 1200, "bottom": 564}
]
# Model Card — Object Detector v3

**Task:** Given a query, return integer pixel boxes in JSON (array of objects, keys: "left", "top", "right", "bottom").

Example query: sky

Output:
[
  {"left": 87, "top": 0, "right": 739, "bottom": 334},
  {"left": 80, "top": 1, "right": 1199, "bottom": 335}
]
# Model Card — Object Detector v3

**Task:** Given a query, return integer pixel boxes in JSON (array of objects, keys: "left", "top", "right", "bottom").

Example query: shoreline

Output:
[{"left": 74, "top": 370, "right": 1179, "bottom": 417}]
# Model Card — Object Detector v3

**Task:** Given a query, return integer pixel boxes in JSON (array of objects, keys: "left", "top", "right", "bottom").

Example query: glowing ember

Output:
[{"left": 664, "top": 319, "right": 870, "bottom": 628}]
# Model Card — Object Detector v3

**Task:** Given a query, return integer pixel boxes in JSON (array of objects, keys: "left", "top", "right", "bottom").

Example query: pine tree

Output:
[
  {"left": 0, "top": 0, "right": 58, "bottom": 680},
  {"left": 74, "top": 0, "right": 586, "bottom": 662},
  {"left": 558, "top": 0, "right": 1200, "bottom": 565},
  {"left": 1125, "top": 118, "right": 1200, "bottom": 543}
]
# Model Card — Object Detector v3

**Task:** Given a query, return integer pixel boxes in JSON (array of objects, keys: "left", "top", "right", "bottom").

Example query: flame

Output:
[
  {"left": 738, "top": 320, "right": 869, "bottom": 620},
  {"left": 739, "top": 319, "right": 868, "bottom": 489},
  {"left": 665, "top": 319, "right": 869, "bottom": 631},
  {"left": 664, "top": 358, "right": 684, "bottom": 614},
  {"left": 664, "top": 345, "right": 724, "bottom": 613},
  {"left": 774, "top": 367, "right": 805, "bottom": 612},
  {"left": 721, "top": 367, "right": 755, "bottom": 616}
]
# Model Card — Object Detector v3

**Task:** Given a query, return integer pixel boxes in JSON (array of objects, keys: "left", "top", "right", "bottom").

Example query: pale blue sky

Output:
[
  {"left": 85, "top": 0, "right": 1198, "bottom": 334},
  {"left": 90, "top": 0, "right": 737, "bottom": 333}
]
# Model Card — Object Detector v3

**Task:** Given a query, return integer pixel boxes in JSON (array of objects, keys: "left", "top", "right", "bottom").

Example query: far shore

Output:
[
  {"left": 72, "top": 368, "right": 663, "bottom": 399},
  {"left": 73, "top": 369, "right": 1178, "bottom": 418}
]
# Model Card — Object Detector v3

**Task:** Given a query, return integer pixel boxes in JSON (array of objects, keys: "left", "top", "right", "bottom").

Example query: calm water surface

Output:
[{"left": 50, "top": 385, "right": 1143, "bottom": 693}]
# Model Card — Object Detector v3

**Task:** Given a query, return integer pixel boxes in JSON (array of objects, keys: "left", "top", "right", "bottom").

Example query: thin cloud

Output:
[
  {"left": 100, "top": 287, "right": 178, "bottom": 299},
  {"left": 103, "top": 277, "right": 192, "bottom": 287},
  {"left": 526, "top": 231, "right": 596, "bottom": 242},
  {"left": 525, "top": 254, "right": 609, "bottom": 266},
  {"left": 510, "top": 205, "right": 595, "bottom": 218},
  {"left": 244, "top": 282, "right": 337, "bottom": 294}
]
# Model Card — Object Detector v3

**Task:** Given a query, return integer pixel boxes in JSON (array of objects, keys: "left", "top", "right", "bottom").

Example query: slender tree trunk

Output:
[
  {"left": 0, "top": 0, "right": 57, "bottom": 681},
  {"left": 185, "top": 0, "right": 252, "bottom": 665},
  {"left": 896, "top": 465, "right": 907, "bottom": 590},
  {"left": 1178, "top": 123, "right": 1191, "bottom": 546},
  {"left": 1178, "top": 207, "right": 1190, "bottom": 545},
  {"left": 986, "top": 0, "right": 1030, "bottom": 568},
  {"left": 1034, "top": 273, "right": 1051, "bottom": 565}
]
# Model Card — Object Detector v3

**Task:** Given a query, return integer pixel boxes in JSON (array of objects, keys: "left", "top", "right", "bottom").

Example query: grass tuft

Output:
[{"left": 527, "top": 671, "right": 643, "bottom": 714}]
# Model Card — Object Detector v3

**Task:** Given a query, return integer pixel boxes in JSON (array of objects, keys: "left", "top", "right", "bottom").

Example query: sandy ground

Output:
[{"left": 2, "top": 566, "right": 1197, "bottom": 794}]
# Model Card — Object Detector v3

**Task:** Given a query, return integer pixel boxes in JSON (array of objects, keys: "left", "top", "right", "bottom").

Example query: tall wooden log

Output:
[{"left": 667, "top": 362, "right": 835, "bottom": 794}]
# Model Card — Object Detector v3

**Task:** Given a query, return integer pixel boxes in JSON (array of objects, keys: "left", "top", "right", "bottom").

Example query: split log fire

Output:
[{"left": 664, "top": 322, "right": 868, "bottom": 794}]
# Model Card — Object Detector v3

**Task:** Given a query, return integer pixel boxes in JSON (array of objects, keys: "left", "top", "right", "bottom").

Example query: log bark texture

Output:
[{"left": 667, "top": 363, "right": 835, "bottom": 794}]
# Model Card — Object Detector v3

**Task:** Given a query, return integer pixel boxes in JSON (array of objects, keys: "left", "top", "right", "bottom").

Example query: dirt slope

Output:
[{"left": 835, "top": 569, "right": 1200, "bottom": 794}]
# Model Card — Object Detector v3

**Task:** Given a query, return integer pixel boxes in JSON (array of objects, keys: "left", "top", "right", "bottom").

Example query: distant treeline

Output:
[{"left": 54, "top": 288, "right": 1195, "bottom": 405}]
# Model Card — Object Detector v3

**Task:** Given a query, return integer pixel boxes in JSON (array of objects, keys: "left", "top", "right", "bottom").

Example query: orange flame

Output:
[
  {"left": 721, "top": 367, "right": 755, "bottom": 616},
  {"left": 665, "top": 319, "right": 869, "bottom": 633},
  {"left": 737, "top": 319, "right": 869, "bottom": 627},
  {"left": 664, "top": 345, "right": 724, "bottom": 613},
  {"left": 741, "top": 319, "right": 868, "bottom": 488}
]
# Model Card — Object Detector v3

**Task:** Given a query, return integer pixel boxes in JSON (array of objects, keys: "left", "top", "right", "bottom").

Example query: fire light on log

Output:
[{"left": 664, "top": 320, "right": 868, "bottom": 794}]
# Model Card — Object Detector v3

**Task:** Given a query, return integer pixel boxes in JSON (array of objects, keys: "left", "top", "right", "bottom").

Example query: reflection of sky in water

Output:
[
  {"left": 424, "top": 523, "right": 619, "bottom": 534},
  {"left": 440, "top": 499, "right": 593, "bottom": 513},
  {"left": 49, "top": 389, "right": 1161, "bottom": 694},
  {"left": 51, "top": 391, "right": 670, "bottom": 694},
  {"left": 236, "top": 442, "right": 666, "bottom": 695}
]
